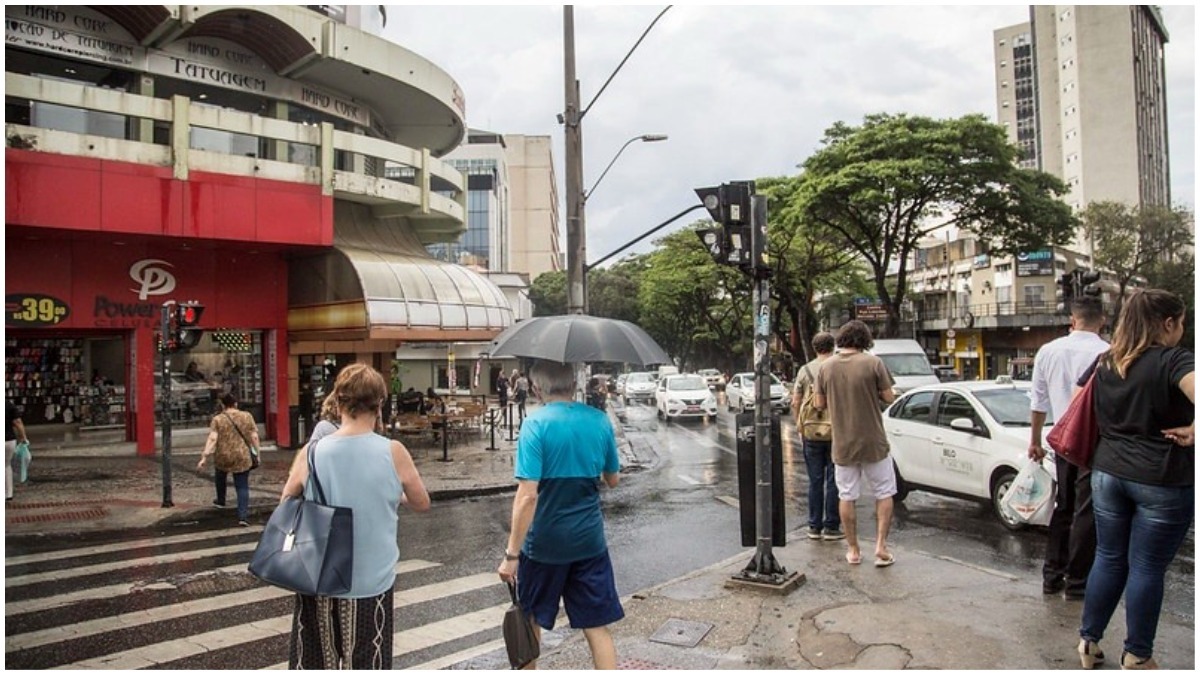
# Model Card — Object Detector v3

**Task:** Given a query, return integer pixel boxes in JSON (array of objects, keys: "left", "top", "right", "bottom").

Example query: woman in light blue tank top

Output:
[{"left": 280, "top": 364, "right": 430, "bottom": 669}]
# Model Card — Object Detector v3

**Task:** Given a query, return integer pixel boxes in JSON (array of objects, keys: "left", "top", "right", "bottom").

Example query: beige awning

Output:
[{"left": 288, "top": 204, "right": 512, "bottom": 340}]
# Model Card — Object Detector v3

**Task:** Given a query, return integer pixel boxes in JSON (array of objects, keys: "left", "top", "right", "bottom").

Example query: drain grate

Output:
[
  {"left": 8, "top": 507, "right": 106, "bottom": 523},
  {"left": 648, "top": 618, "right": 714, "bottom": 648}
]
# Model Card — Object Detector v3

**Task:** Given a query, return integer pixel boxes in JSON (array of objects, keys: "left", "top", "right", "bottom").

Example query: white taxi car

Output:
[
  {"left": 724, "top": 372, "right": 790, "bottom": 413},
  {"left": 655, "top": 374, "right": 718, "bottom": 422},
  {"left": 884, "top": 379, "right": 1056, "bottom": 530}
]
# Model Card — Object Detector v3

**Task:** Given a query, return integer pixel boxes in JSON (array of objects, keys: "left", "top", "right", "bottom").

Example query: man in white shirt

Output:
[{"left": 1028, "top": 296, "right": 1108, "bottom": 598}]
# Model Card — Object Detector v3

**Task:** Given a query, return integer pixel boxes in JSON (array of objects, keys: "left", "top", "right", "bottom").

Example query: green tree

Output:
[
  {"left": 1145, "top": 252, "right": 1195, "bottom": 352},
  {"left": 798, "top": 113, "right": 1077, "bottom": 337},
  {"left": 757, "top": 176, "right": 861, "bottom": 362},
  {"left": 587, "top": 263, "right": 643, "bottom": 323},
  {"left": 638, "top": 224, "right": 751, "bottom": 372},
  {"left": 1081, "top": 202, "right": 1194, "bottom": 320},
  {"left": 528, "top": 270, "right": 566, "bottom": 316}
]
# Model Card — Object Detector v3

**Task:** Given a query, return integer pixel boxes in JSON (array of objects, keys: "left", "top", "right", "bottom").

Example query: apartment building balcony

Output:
[
  {"left": 6, "top": 72, "right": 466, "bottom": 244},
  {"left": 915, "top": 301, "right": 1072, "bottom": 331}
]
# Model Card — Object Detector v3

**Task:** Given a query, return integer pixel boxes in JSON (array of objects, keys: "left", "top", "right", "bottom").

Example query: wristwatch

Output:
[{"left": 504, "top": 550, "right": 520, "bottom": 561}]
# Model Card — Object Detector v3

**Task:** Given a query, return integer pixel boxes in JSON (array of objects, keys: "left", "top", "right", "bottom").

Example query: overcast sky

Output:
[{"left": 387, "top": 4, "right": 1196, "bottom": 266}]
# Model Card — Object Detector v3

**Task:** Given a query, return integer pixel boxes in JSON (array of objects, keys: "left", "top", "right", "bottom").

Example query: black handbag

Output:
[
  {"left": 502, "top": 581, "right": 540, "bottom": 669},
  {"left": 224, "top": 412, "right": 260, "bottom": 470},
  {"left": 247, "top": 440, "right": 354, "bottom": 596}
]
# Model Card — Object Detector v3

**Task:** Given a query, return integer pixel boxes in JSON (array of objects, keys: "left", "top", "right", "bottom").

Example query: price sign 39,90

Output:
[{"left": 6, "top": 294, "right": 71, "bottom": 327}]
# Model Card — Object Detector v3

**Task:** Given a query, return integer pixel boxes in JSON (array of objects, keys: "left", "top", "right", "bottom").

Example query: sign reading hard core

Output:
[{"left": 6, "top": 5, "right": 375, "bottom": 127}]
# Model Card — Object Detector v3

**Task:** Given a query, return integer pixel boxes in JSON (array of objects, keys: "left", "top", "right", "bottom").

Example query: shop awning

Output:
[{"left": 288, "top": 204, "right": 512, "bottom": 341}]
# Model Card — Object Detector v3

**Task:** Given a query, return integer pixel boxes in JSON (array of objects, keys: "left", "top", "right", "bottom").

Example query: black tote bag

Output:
[
  {"left": 503, "top": 580, "right": 540, "bottom": 669},
  {"left": 248, "top": 440, "right": 353, "bottom": 596}
]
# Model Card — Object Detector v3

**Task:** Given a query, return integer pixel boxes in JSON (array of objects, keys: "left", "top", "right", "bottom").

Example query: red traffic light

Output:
[{"left": 176, "top": 302, "right": 204, "bottom": 327}]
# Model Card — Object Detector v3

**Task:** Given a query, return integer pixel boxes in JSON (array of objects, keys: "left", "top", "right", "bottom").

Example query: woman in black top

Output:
[{"left": 1077, "top": 290, "right": 1194, "bottom": 670}]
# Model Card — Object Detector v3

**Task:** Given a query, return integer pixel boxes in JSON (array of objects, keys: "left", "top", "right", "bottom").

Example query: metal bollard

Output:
[
  {"left": 486, "top": 408, "right": 499, "bottom": 451},
  {"left": 507, "top": 402, "right": 515, "bottom": 442}
]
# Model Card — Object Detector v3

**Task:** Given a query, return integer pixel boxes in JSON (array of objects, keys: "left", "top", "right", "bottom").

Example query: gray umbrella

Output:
[{"left": 487, "top": 315, "right": 671, "bottom": 366}]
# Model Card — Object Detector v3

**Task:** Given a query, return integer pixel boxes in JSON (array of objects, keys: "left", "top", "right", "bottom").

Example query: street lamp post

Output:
[{"left": 584, "top": 134, "right": 668, "bottom": 203}]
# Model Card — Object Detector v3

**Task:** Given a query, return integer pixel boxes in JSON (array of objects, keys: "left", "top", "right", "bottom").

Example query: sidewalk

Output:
[{"left": 538, "top": 537, "right": 1195, "bottom": 670}]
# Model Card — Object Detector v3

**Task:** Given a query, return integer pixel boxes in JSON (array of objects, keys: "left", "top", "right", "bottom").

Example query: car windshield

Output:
[
  {"left": 698, "top": 369, "right": 720, "bottom": 377},
  {"left": 628, "top": 373, "right": 654, "bottom": 384},
  {"left": 879, "top": 354, "right": 934, "bottom": 377},
  {"left": 974, "top": 388, "right": 1050, "bottom": 426},
  {"left": 668, "top": 376, "right": 707, "bottom": 391}
]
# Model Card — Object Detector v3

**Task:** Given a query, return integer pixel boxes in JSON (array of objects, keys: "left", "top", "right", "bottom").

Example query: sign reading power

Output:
[{"left": 6, "top": 294, "right": 71, "bottom": 327}]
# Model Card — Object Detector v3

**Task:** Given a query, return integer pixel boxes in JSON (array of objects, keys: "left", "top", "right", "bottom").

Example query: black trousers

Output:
[{"left": 1043, "top": 455, "right": 1096, "bottom": 591}]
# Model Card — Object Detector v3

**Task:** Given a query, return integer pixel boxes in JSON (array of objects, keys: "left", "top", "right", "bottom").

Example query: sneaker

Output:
[
  {"left": 1043, "top": 577, "right": 1066, "bottom": 595},
  {"left": 822, "top": 529, "right": 846, "bottom": 541},
  {"left": 806, "top": 527, "right": 823, "bottom": 540},
  {"left": 238, "top": 520, "right": 250, "bottom": 527},
  {"left": 212, "top": 500, "right": 228, "bottom": 509}
]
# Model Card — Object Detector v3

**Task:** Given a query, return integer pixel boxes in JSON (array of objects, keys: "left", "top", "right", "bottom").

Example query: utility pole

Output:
[{"left": 564, "top": 6, "right": 586, "bottom": 315}]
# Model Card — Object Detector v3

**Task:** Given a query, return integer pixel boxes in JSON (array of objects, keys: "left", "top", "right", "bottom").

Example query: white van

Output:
[{"left": 869, "top": 339, "right": 939, "bottom": 395}]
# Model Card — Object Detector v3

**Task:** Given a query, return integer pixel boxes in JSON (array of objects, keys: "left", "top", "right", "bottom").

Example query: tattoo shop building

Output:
[{"left": 5, "top": 5, "right": 512, "bottom": 455}]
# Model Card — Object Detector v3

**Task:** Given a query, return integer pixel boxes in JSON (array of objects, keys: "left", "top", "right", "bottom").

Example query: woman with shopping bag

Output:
[{"left": 6, "top": 398, "right": 28, "bottom": 500}]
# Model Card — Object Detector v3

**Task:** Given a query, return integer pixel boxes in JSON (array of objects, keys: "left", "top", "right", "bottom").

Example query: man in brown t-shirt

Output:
[{"left": 814, "top": 321, "right": 897, "bottom": 567}]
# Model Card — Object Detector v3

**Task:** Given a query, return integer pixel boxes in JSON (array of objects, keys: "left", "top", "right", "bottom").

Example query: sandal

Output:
[
  {"left": 846, "top": 551, "right": 862, "bottom": 565},
  {"left": 874, "top": 553, "right": 896, "bottom": 567}
]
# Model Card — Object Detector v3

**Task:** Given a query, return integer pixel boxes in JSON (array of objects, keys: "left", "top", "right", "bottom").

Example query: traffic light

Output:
[
  {"left": 1056, "top": 271, "right": 1075, "bottom": 314},
  {"left": 1079, "top": 269, "right": 1102, "bottom": 297},
  {"left": 174, "top": 301, "right": 205, "bottom": 350},
  {"left": 694, "top": 181, "right": 755, "bottom": 269}
]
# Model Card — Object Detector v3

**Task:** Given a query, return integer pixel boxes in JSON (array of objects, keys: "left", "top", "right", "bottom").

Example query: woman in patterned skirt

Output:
[{"left": 281, "top": 363, "right": 430, "bottom": 669}]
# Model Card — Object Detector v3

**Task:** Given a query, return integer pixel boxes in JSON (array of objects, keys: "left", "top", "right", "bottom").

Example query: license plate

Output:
[{"left": 686, "top": 406, "right": 700, "bottom": 412}]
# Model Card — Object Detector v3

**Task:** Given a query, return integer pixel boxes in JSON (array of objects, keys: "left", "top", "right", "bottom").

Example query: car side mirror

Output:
[{"left": 950, "top": 417, "right": 981, "bottom": 434}]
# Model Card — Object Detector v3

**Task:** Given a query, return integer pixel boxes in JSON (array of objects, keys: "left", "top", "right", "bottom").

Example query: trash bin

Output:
[
  {"left": 735, "top": 411, "right": 786, "bottom": 547},
  {"left": 288, "top": 406, "right": 306, "bottom": 449}
]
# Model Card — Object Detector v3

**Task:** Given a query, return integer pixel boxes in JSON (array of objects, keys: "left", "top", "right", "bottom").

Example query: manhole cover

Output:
[{"left": 648, "top": 618, "right": 713, "bottom": 648}]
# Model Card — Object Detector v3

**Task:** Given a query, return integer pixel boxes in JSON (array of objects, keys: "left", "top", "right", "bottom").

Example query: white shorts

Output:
[{"left": 835, "top": 455, "right": 898, "bottom": 501}]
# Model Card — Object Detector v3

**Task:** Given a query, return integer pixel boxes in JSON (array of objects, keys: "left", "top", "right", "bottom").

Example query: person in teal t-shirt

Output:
[{"left": 497, "top": 359, "right": 623, "bottom": 669}]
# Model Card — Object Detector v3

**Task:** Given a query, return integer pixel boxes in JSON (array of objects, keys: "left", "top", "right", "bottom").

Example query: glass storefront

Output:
[{"left": 156, "top": 331, "right": 265, "bottom": 428}]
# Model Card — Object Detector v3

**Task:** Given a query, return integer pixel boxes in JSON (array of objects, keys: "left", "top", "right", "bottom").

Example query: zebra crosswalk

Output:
[{"left": 4, "top": 525, "right": 513, "bottom": 670}]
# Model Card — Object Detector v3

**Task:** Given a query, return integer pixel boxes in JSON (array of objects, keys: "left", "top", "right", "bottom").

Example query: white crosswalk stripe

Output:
[
  {"left": 6, "top": 528, "right": 512, "bottom": 671},
  {"left": 4, "top": 526, "right": 264, "bottom": 567}
]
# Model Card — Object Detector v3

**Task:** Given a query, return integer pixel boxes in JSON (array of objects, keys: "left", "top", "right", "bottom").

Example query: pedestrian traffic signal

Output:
[
  {"left": 174, "top": 301, "right": 205, "bottom": 350},
  {"left": 694, "top": 181, "right": 756, "bottom": 270}
]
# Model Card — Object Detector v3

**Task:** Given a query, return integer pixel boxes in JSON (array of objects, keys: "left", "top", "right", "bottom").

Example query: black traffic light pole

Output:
[{"left": 160, "top": 301, "right": 175, "bottom": 508}]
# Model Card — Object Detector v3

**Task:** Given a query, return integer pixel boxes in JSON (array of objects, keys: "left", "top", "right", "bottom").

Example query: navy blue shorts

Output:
[{"left": 517, "top": 550, "right": 624, "bottom": 630}]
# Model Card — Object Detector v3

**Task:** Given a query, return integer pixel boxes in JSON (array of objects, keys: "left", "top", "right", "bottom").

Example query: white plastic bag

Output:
[{"left": 1000, "top": 459, "right": 1055, "bottom": 526}]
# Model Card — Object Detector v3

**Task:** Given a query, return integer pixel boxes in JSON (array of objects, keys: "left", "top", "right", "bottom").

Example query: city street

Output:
[{"left": 4, "top": 398, "right": 1193, "bottom": 669}]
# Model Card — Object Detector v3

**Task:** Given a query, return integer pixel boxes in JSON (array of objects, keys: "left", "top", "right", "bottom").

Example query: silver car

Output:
[{"left": 622, "top": 372, "right": 657, "bottom": 405}]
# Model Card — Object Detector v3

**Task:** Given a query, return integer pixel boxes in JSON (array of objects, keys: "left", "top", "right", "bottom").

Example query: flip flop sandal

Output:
[
  {"left": 846, "top": 551, "right": 863, "bottom": 565},
  {"left": 874, "top": 553, "right": 896, "bottom": 567}
]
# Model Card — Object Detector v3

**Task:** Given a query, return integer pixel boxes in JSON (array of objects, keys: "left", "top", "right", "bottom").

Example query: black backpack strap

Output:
[{"left": 307, "top": 438, "right": 328, "bottom": 505}]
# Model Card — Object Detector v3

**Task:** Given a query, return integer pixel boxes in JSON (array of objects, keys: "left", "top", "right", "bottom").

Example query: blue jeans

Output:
[
  {"left": 803, "top": 439, "right": 840, "bottom": 531},
  {"left": 214, "top": 469, "right": 250, "bottom": 521},
  {"left": 1079, "top": 470, "right": 1193, "bottom": 658}
]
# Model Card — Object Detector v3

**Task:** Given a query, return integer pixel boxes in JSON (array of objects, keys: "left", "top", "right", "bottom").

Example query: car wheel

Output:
[
  {"left": 991, "top": 469, "right": 1026, "bottom": 531},
  {"left": 893, "top": 463, "right": 909, "bottom": 502}
]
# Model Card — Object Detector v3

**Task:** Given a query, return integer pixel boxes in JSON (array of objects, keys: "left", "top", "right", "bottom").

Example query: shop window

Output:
[
  {"left": 436, "top": 365, "right": 471, "bottom": 394},
  {"left": 156, "top": 331, "right": 264, "bottom": 428}
]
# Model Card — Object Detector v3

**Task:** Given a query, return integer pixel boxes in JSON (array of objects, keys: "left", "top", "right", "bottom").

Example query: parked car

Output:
[
  {"left": 932, "top": 365, "right": 962, "bottom": 382},
  {"left": 724, "top": 372, "right": 790, "bottom": 413},
  {"left": 655, "top": 374, "right": 718, "bottom": 422},
  {"left": 622, "top": 372, "right": 658, "bottom": 405},
  {"left": 884, "top": 380, "right": 1056, "bottom": 530},
  {"left": 697, "top": 368, "right": 725, "bottom": 390}
]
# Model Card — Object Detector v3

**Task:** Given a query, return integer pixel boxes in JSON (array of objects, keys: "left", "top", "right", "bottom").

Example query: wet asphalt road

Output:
[{"left": 5, "top": 397, "right": 1193, "bottom": 668}]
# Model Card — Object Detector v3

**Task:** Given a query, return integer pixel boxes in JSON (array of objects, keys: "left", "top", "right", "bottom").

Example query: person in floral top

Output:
[{"left": 197, "top": 393, "right": 258, "bottom": 526}]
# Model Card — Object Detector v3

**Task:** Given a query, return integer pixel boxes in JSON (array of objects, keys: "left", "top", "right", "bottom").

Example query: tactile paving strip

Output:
[
  {"left": 8, "top": 507, "right": 106, "bottom": 523},
  {"left": 617, "top": 657, "right": 684, "bottom": 670}
]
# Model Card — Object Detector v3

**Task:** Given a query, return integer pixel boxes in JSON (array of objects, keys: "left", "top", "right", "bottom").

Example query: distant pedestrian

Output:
[
  {"left": 1075, "top": 290, "right": 1193, "bottom": 670},
  {"left": 1028, "top": 296, "right": 1109, "bottom": 598},
  {"left": 497, "top": 360, "right": 623, "bottom": 669},
  {"left": 813, "top": 320, "right": 897, "bottom": 567},
  {"left": 307, "top": 391, "right": 340, "bottom": 447},
  {"left": 497, "top": 373, "right": 510, "bottom": 424},
  {"left": 791, "top": 332, "right": 841, "bottom": 541},
  {"left": 6, "top": 398, "right": 28, "bottom": 501},
  {"left": 514, "top": 372, "right": 530, "bottom": 423},
  {"left": 586, "top": 377, "right": 606, "bottom": 411},
  {"left": 197, "top": 393, "right": 258, "bottom": 526},
  {"left": 281, "top": 363, "right": 430, "bottom": 669}
]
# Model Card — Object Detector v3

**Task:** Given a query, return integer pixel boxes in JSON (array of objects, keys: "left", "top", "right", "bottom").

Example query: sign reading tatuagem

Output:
[{"left": 6, "top": 5, "right": 374, "bottom": 128}]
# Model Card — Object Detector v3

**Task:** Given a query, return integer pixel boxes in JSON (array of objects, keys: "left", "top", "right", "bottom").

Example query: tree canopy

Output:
[{"left": 797, "top": 113, "right": 1077, "bottom": 336}]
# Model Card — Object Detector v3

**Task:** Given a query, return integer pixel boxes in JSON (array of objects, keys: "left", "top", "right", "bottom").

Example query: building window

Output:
[{"left": 1025, "top": 285, "right": 1046, "bottom": 308}]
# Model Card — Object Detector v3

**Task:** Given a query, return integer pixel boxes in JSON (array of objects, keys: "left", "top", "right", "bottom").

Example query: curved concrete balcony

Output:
[{"left": 5, "top": 72, "right": 466, "bottom": 242}]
